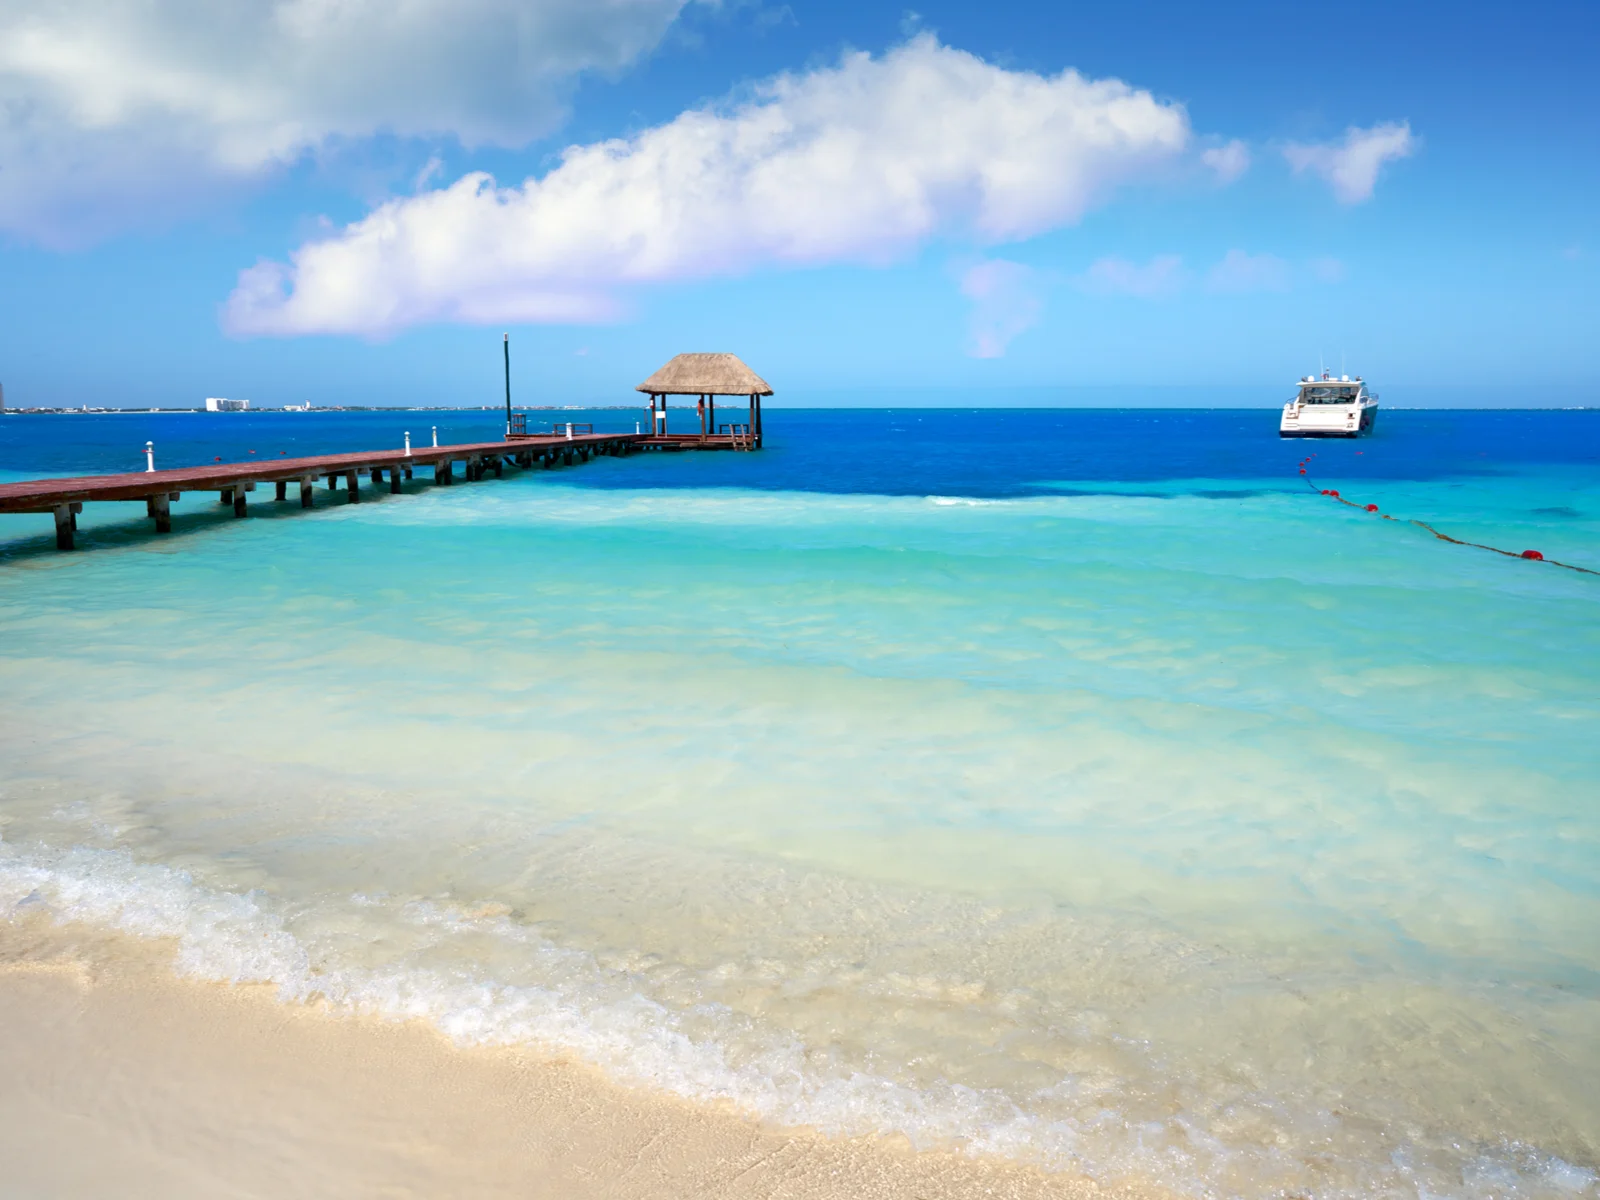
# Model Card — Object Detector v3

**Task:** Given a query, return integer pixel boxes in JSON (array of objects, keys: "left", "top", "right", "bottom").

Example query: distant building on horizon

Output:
[
  {"left": 204, "top": 397, "right": 250, "bottom": 412},
  {"left": 0, "top": 381, "right": 6, "bottom": 411}
]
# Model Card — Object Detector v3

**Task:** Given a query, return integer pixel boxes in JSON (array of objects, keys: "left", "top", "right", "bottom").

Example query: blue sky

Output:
[{"left": 0, "top": 0, "right": 1595, "bottom": 409}]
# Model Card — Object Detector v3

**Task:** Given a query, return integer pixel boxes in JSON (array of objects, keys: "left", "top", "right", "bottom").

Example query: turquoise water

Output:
[{"left": 1, "top": 410, "right": 1597, "bottom": 1198}]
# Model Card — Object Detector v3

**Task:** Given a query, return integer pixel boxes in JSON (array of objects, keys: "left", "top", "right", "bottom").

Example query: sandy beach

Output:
[{"left": 0, "top": 916, "right": 1147, "bottom": 1200}]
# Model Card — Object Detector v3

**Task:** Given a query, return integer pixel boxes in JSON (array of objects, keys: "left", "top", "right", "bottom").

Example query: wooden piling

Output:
[
  {"left": 276, "top": 481, "right": 288, "bottom": 501},
  {"left": 300, "top": 478, "right": 314, "bottom": 508},
  {"left": 345, "top": 471, "right": 360, "bottom": 502},
  {"left": 233, "top": 489, "right": 248, "bottom": 517},
  {"left": 149, "top": 493, "right": 171, "bottom": 533},
  {"left": 53, "top": 504, "right": 74, "bottom": 550}
]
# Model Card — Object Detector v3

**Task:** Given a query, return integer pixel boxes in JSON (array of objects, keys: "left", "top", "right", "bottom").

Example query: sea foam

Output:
[{"left": 4, "top": 832, "right": 1596, "bottom": 1200}]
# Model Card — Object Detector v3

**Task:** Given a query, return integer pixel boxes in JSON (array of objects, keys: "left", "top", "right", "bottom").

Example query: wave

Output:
[{"left": 4, "top": 834, "right": 1595, "bottom": 1200}]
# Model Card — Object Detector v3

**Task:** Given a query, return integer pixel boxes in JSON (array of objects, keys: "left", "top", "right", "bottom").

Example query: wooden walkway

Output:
[{"left": 0, "top": 432, "right": 642, "bottom": 551}]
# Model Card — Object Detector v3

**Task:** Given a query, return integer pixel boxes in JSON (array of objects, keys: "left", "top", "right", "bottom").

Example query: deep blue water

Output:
[{"left": 2, "top": 407, "right": 1596, "bottom": 498}]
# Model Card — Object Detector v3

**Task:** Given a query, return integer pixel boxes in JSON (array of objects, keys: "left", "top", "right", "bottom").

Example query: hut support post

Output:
[
  {"left": 389, "top": 467, "right": 402, "bottom": 494},
  {"left": 300, "top": 478, "right": 314, "bottom": 508},
  {"left": 149, "top": 492, "right": 171, "bottom": 533},
  {"left": 346, "top": 471, "right": 360, "bottom": 502},
  {"left": 233, "top": 487, "right": 248, "bottom": 517},
  {"left": 755, "top": 393, "right": 763, "bottom": 448},
  {"left": 275, "top": 480, "right": 287, "bottom": 502}
]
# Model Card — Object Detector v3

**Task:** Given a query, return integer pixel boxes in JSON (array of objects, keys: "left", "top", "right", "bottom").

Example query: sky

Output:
[{"left": 0, "top": 0, "right": 1596, "bottom": 409}]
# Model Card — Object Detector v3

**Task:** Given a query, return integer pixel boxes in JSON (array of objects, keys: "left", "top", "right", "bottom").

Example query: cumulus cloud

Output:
[
  {"left": 1283, "top": 121, "right": 1415, "bottom": 204},
  {"left": 1206, "top": 248, "right": 1289, "bottom": 293},
  {"left": 0, "top": 0, "right": 690, "bottom": 242},
  {"left": 223, "top": 35, "right": 1192, "bottom": 336},
  {"left": 1076, "top": 254, "right": 1185, "bottom": 299},
  {"left": 961, "top": 259, "right": 1044, "bottom": 358},
  {"left": 1201, "top": 139, "right": 1250, "bottom": 183}
]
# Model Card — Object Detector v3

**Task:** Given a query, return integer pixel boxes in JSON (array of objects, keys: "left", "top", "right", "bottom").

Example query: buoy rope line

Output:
[{"left": 1296, "top": 454, "right": 1598, "bottom": 577}]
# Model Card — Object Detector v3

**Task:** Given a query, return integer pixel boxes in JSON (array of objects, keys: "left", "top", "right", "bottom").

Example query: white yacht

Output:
[{"left": 1279, "top": 372, "right": 1378, "bottom": 437}]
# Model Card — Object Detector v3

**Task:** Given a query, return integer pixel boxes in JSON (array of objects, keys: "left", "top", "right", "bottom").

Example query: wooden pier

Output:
[{"left": 0, "top": 432, "right": 643, "bottom": 551}]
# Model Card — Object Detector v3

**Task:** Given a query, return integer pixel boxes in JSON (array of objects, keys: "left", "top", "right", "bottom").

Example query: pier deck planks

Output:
[{"left": 0, "top": 433, "right": 651, "bottom": 550}]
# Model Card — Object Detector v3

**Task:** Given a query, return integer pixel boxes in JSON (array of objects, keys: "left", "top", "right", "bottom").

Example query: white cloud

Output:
[
  {"left": 0, "top": 0, "right": 690, "bottom": 243},
  {"left": 1283, "top": 121, "right": 1416, "bottom": 204},
  {"left": 1310, "top": 256, "right": 1347, "bottom": 282},
  {"left": 1076, "top": 254, "right": 1185, "bottom": 299},
  {"left": 1206, "top": 249, "right": 1289, "bottom": 293},
  {"left": 1201, "top": 139, "right": 1250, "bottom": 183},
  {"left": 961, "top": 259, "right": 1043, "bottom": 358},
  {"left": 224, "top": 35, "right": 1192, "bottom": 335}
]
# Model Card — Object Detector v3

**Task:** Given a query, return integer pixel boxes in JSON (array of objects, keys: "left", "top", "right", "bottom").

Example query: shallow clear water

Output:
[{"left": 1, "top": 409, "right": 1597, "bottom": 1198}]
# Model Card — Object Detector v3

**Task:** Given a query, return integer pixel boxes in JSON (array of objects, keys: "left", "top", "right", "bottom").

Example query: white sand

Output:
[{"left": 0, "top": 919, "right": 1159, "bottom": 1200}]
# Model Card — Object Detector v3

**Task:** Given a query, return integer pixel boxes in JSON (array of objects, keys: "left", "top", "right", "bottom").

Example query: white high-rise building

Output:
[{"left": 204, "top": 397, "right": 250, "bottom": 412}]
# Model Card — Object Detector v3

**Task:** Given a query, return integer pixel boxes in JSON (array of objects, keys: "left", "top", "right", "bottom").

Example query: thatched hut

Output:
[{"left": 636, "top": 353, "right": 772, "bottom": 449}]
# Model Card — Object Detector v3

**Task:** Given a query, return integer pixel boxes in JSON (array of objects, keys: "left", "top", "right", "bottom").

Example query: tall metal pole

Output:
[{"left": 502, "top": 333, "right": 512, "bottom": 436}]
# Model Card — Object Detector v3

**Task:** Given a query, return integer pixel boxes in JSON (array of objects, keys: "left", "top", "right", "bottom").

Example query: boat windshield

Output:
[{"left": 1300, "top": 386, "right": 1360, "bottom": 404}]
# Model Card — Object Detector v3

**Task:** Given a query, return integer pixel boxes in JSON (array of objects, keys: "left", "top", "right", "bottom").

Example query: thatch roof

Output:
[{"left": 636, "top": 353, "right": 772, "bottom": 396}]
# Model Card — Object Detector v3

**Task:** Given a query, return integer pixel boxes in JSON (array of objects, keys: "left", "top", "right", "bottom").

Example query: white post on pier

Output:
[
  {"left": 404, "top": 431, "right": 412, "bottom": 456},
  {"left": 636, "top": 421, "right": 641, "bottom": 434},
  {"left": 431, "top": 426, "right": 438, "bottom": 447},
  {"left": 566, "top": 423, "right": 573, "bottom": 441},
  {"left": 144, "top": 441, "right": 154, "bottom": 472}
]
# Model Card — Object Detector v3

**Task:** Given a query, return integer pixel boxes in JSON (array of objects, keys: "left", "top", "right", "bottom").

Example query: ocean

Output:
[{"left": 1, "top": 407, "right": 1597, "bottom": 1199}]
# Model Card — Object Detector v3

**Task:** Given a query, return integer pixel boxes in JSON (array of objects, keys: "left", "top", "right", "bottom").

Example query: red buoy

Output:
[
  {"left": 1365, "top": 504, "right": 1379, "bottom": 512},
  {"left": 1299, "top": 469, "right": 1307, "bottom": 475},
  {"left": 1521, "top": 550, "right": 1544, "bottom": 560},
  {"left": 1328, "top": 490, "right": 1340, "bottom": 498}
]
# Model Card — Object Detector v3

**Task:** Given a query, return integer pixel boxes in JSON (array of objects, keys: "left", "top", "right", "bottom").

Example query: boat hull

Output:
[{"left": 1280, "top": 404, "right": 1377, "bottom": 438}]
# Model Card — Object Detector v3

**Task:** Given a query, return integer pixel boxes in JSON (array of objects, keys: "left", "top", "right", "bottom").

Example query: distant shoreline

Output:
[
  {"left": 0, "top": 405, "right": 650, "bottom": 415},
  {"left": 3, "top": 405, "right": 1597, "bottom": 415}
]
